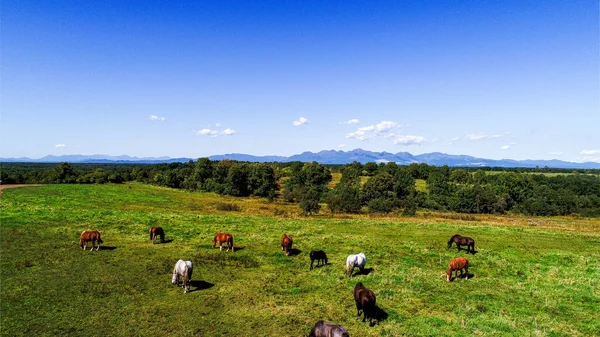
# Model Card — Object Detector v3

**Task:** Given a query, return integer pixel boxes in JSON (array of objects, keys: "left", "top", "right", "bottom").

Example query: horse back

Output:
[{"left": 450, "top": 257, "right": 468, "bottom": 270}]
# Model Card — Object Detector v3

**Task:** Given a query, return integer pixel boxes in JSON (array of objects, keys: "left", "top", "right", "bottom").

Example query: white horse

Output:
[
  {"left": 172, "top": 260, "right": 193, "bottom": 293},
  {"left": 346, "top": 252, "right": 366, "bottom": 276}
]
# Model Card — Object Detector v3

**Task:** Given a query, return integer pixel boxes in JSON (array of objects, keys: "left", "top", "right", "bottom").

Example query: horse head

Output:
[{"left": 172, "top": 272, "right": 179, "bottom": 285}]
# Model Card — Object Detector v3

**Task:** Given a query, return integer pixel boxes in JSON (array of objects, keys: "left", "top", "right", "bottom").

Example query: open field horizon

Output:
[{"left": 1, "top": 184, "right": 599, "bottom": 336}]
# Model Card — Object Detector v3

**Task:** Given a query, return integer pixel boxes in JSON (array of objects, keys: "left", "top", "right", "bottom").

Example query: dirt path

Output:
[{"left": 0, "top": 184, "right": 43, "bottom": 196}]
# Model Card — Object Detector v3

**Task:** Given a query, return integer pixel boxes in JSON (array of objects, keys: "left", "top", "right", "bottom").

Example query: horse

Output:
[
  {"left": 353, "top": 282, "right": 376, "bottom": 324},
  {"left": 79, "top": 230, "right": 103, "bottom": 251},
  {"left": 212, "top": 233, "right": 234, "bottom": 252},
  {"left": 149, "top": 226, "right": 165, "bottom": 244},
  {"left": 346, "top": 252, "right": 366, "bottom": 276},
  {"left": 172, "top": 260, "right": 193, "bottom": 293},
  {"left": 307, "top": 320, "right": 350, "bottom": 337},
  {"left": 447, "top": 257, "right": 469, "bottom": 282},
  {"left": 281, "top": 234, "right": 293, "bottom": 256},
  {"left": 447, "top": 234, "right": 475, "bottom": 254},
  {"left": 310, "top": 250, "right": 328, "bottom": 270}
]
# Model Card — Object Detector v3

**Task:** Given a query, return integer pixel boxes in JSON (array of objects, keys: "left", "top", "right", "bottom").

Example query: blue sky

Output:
[{"left": 2, "top": 1, "right": 599, "bottom": 162}]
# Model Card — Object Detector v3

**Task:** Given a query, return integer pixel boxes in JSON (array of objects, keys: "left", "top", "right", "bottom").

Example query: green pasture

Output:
[{"left": 1, "top": 184, "right": 598, "bottom": 336}]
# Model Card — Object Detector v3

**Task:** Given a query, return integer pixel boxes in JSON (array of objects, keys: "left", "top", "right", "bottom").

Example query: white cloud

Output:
[
  {"left": 338, "top": 144, "right": 346, "bottom": 148},
  {"left": 465, "top": 133, "right": 502, "bottom": 141},
  {"left": 548, "top": 151, "right": 563, "bottom": 156},
  {"left": 293, "top": 117, "right": 308, "bottom": 126},
  {"left": 150, "top": 115, "right": 165, "bottom": 121},
  {"left": 55, "top": 144, "right": 66, "bottom": 148},
  {"left": 441, "top": 137, "right": 460, "bottom": 145},
  {"left": 501, "top": 145, "right": 510, "bottom": 150},
  {"left": 342, "top": 119, "right": 359, "bottom": 124},
  {"left": 346, "top": 120, "right": 398, "bottom": 141},
  {"left": 196, "top": 127, "right": 236, "bottom": 137},
  {"left": 580, "top": 150, "right": 600, "bottom": 155},
  {"left": 215, "top": 123, "right": 221, "bottom": 127},
  {"left": 393, "top": 135, "right": 425, "bottom": 145}
]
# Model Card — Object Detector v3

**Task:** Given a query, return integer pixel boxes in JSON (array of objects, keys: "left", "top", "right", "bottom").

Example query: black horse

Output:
[
  {"left": 310, "top": 250, "right": 328, "bottom": 270},
  {"left": 447, "top": 234, "right": 475, "bottom": 254}
]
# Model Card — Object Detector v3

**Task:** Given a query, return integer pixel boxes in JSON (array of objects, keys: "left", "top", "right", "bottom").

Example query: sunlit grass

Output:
[{"left": 1, "top": 184, "right": 598, "bottom": 336}]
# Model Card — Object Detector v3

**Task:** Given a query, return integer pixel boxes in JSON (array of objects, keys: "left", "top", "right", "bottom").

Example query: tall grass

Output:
[{"left": 1, "top": 184, "right": 598, "bottom": 336}]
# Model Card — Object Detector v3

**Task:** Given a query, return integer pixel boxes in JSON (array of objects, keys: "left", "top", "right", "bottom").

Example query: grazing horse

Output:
[
  {"left": 346, "top": 252, "right": 366, "bottom": 276},
  {"left": 447, "top": 257, "right": 469, "bottom": 282},
  {"left": 79, "top": 230, "right": 103, "bottom": 251},
  {"left": 172, "top": 260, "right": 193, "bottom": 293},
  {"left": 310, "top": 250, "right": 328, "bottom": 270},
  {"left": 281, "top": 234, "right": 293, "bottom": 256},
  {"left": 308, "top": 320, "right": 350, "bottom": 337},
  {"left": 447, "top": 234, "right": 475, "bottom": 254},
  {"left": 212, "top": 233, "right": 234, "bottom": 252},
  {"left": 149, "top": 226, "right": 165, "bottom": 244},
  {"left": 353, "top": 282, "right": 376, "bottom": 324}
]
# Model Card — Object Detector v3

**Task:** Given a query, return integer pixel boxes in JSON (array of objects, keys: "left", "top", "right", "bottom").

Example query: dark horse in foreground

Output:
[
  {"left": 79, "top": 230, "right": 103, "bottom": 251},
  {"left": 149, "top": 226, "right": 165, "bottom": 244},
  {"left": 353, "top": 282, "right": 376, "bottom": 324},
  {"left": 213, "top": 233, "right": 234, "bottom": 252},
  {"left": 310, "top": 250, "right": 328, "bottom": 270},
  {"left": 281, "top": 234, "right": 293, "bottom": 256},
  {"left": 308, "top": 320, "right": 349, "bottom": 337},
  {"left": 447, "top": 234, "right": 475, "bottom": 254}
]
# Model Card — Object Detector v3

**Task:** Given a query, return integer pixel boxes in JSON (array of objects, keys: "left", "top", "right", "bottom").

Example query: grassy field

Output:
[{"left": 1, "top": 184, "right": 599, "bottom": 336}]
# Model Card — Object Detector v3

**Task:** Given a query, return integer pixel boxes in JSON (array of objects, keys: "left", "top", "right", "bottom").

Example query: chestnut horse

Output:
[
  {"left": 353, "top": 282, "right": 376, "bottom": 324},
  {"left": 149, "top": 226, "right": 165, "bottom": 244},
  {"left": 447, "top": 257, "right": 469, "bottom": 282},
  {"left": 212, "top": 233, "right": 234, "bottom": 252},
  {"left": 281, "top": 234, "right": 293, "bottom": 256},
  {"left": 447, "top": 234, "right": 475, "bottom": 254},
  {"left": 307, "top": 320, "right": 349, "bottom": 337},
  {"left": 79, "top": 230, "right": 103, "bottom": 251}
]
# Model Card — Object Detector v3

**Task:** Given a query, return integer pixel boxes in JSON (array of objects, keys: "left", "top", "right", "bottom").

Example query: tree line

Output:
[{"left": 1, "top": 160, "right": 599, "bottom": 217}]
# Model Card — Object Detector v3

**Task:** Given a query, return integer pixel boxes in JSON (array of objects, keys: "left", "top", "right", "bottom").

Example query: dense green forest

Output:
[{"left": 2, "top": 161, "right": 599, "bottom": 217}]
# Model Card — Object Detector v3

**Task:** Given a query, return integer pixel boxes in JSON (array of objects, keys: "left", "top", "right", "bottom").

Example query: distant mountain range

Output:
[{"left": 2, "top": 149, "right": 600, "bottom": 169}]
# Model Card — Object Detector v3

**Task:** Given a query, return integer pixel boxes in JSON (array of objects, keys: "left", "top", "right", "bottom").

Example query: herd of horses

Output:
[{"left": 78, "top": 227, "right": 476, "bottom": 335}]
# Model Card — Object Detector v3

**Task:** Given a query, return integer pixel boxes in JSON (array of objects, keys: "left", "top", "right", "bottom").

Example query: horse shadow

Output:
[
  {"left": 154, "top": 239, "right": 174, "bottom": 244},
  {"left": 370, "top": 305, "right": 389, "bottom": 327},
  {"left": 352, "top": 267, "right": 373, "bottom": 277},
  {"left": 99, "top": 246, "right": 117, "bottom": 251},
  {"left": 233, "top": 247, "right": 244, "bottom": 252},
  {"left": 455, "top": 247, "right": 478, "bottom": 255},
  {"left": 189, "top": 280, "right": 214, "bottom": 292},
  {"left": 288, "top": 248, "right": 301, "bottom": 256},
  {"left": 450, "top": 273, "right": 475, "bottom": 282}
]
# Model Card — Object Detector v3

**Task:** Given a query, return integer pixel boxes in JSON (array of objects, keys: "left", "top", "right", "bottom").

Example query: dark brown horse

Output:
[
  {"left": 307, "top": 320, "right": 349, "bottom": 337},
  {"left": 448, "top": 234, "right": 475, "bottom": 254},
  {"left": 212, "top": 233, "right": 234, "bottom": 252},
  {"left": 353, "top": 282, "right": 376, "bottom": 324},
  {"left": 447, "top": 257, "right": 469, "bottom": 282},
  {"left": 79, "top": 230, "right": 103, "bottom": 251},
  {"left": 310, "top": 250, "right": 328, "bottom": 270},
  {"left": 149, "top": 226, "right": 165, "bottom": 244},
  {"left": 281, "top": 234, "right": 293, "bottom": 256}
]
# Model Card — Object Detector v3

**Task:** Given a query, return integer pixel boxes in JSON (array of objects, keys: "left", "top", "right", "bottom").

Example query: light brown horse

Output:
[
  {"left": 212, "top": 233, "right": 234, "bottom": 252},
  {"left": 79, "top": 230, "right": 103, "bottom": 251},
  {"left": 447, "top": 257, "right": 469, "bottom": 282},
  {"left": 149, "top": 226, "right": 165, "bottom": 244},
  {"left": 281, "top": 234, "right": 293, "bottom": 256}
]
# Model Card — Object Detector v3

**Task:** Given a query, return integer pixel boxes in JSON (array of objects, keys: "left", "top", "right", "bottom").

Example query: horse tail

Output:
[
  {"left": 150, "top": 228, "right": 153, "bottom": 241},
  {"left": 97, "top": 232, "right": 103, "bottom": 244},
  {"left": 230, "top": 236, "right": 234, "bottom": 252}
]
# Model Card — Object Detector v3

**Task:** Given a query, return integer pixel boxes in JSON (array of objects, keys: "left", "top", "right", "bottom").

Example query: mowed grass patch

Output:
[{"left": 0, "top": 184, "right": 598, "bottom": 336}]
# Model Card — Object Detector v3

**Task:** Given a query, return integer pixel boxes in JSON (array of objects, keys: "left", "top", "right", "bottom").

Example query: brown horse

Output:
[
  {"left": 447, "top": 257, "right": 469, "bottom": 282},
  {"left": 307, "top": 320, "right": 350, "bottom": 337},
  {"left": 353, "top": 282, "right": 376, "bottom": 324},
  {"left": 447, "top": 234, "right": 475, "bottom": 254},
  {"left": 281, "top": 234, "right": 293, "bottom": 256},
  {"left": 79, "top": 230, "right": 103, "bottom": 251},
  {"left": 212, "top": 233, "right": 234, "bottom": 252},
  {"left": 149, "top": 226, "right": 165, "bottom": 244}
]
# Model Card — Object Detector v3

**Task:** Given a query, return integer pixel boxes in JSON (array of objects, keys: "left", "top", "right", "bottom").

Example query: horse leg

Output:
[
  {"left": 96, "top": 239, "right": 100, "bottom": 251},
  {"left": 310, "top": 259, "right": 314, "bottom": 270}
]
